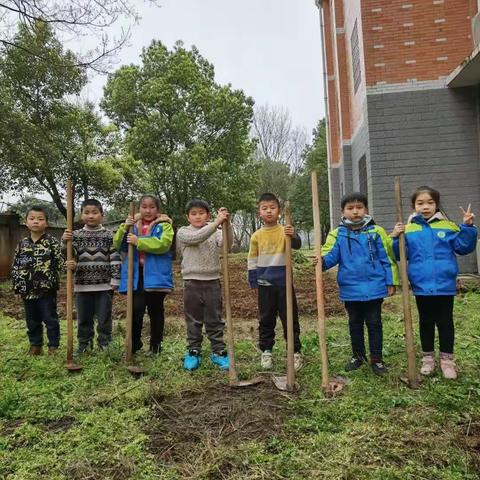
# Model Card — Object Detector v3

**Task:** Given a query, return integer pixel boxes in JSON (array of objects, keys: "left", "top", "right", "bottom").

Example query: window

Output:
[
  {"left": 358, "top": 155, "right": 368, "bottom": 196},
  {"left": 351, "top": 20, "right": 362, "bottom": 93}
]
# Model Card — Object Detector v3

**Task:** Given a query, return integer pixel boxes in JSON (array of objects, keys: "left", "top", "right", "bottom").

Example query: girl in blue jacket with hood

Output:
[
  {"left": 392, "top": 186, "right": 476, "bottom": 380},
  {"left": 113, "top": 195, "right": 174, "bottom": 355}
]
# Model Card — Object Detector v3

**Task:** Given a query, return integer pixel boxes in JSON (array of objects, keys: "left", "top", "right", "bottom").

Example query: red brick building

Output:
[{"left": 316, "top": 0, "right": 480, "bottom": 272}]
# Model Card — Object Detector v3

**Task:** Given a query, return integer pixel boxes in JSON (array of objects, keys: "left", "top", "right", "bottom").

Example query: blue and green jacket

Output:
[
  {"left": 393, "top": 213, "right": 477, "bottom": 296},
  {"left": 113, "top": 221, "right": 174, "bottom": 293},
  {"left": 322, "top": 220, "right": 399, "bottom": 302}
]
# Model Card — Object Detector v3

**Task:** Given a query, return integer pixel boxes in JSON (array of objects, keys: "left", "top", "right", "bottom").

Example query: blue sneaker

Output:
[
  {"left": 183, "top": 350, "right": 201, "bottom": 371},
  {"left": 210, "top": 352, "right": 230, "bottom": 370}
]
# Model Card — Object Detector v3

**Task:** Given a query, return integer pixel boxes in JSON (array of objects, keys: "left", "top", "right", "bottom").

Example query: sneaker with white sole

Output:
[
  {"left": 440, "top": 355, "right": 457, "bottom": 380},
  {"left": 261, "top": 350, "right": 273, "bottom": 369},
  {"left": 294, "top": 353, "right": 303, "bottom": 371},
  {"left": 420, "top": 353, "right": 435, "bottom": 376}
]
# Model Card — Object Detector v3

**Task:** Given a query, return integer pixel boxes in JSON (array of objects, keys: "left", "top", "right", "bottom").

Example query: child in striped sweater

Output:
[{"left": 248, "top": 193, "right": 303, "bottom": 371}]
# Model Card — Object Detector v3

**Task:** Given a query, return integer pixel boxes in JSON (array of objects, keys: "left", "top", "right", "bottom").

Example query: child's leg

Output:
[
  {"left": 258, "top": 286, "right": 278, "bottom": 352},
  {"left": 146, "top": 291, "right": 166, "bottom": 350},
  {"left": 415, "top": 296, "right": 436, "bottom": 354},
  {"left": 278, "top": 286, "right": 301, "bottom": 353},
  {"left": 363, "top": 299, "right": 384, "bottom": 362},
  {"left": 23, "top": 298, "right": 43, "bottom": 346},
  {"left": 183, "top": 280, "right": 204, "bottom": 352},
  {"left": 344, "top": 301, "right": 367, "bottom": 360},
  {"left": 94, "top": 291, "right": 113, "bottom": 348},
  {"left": 434, "top": 296, "right": 455, "bottom": 354},
  {"left": 39, "top": 293, "right": 60, "bottom": 348},
  {"left": 202, "top": 280, "right": 226, "bottom": 354},
  {"left": 75, "top": 292, "right": 95, "bottom": 349}
]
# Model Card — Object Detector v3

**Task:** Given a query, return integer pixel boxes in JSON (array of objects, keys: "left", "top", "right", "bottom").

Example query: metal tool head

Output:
[
  {"left": 399, "top": 375, "right": 421, "bottom": 389},
  {"left": 323, "top": 376, "right": 348, "bottom": 397},
  {"left": 65, "top": 362, "right": 83, "bottom": 373},
  {"left": 229, "top": 376, "right": 265, "bottom": 388},
  {"left": 127, "top": 365, "right": 146, "bottom": 378},
  {"left": 272, "top": 375, "right": 300, "bottom": 392}
]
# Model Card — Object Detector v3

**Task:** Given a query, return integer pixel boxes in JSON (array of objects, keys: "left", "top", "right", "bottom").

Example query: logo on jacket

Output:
[{"left": 437, "top": 231, "right": 446, "bottom": 239}]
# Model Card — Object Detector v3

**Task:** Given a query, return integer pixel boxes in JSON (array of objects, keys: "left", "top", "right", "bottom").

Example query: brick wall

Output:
[{"left": 362, "top": 0, "right": 476, "bottom": 86}]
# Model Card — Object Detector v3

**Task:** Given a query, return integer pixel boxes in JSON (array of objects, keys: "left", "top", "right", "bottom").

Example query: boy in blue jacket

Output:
[{"left": 319, "top": 193, "right": 399, "bottom": 375}]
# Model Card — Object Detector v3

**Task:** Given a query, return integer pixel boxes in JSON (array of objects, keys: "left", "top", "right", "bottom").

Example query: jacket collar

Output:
[{"left": 410, "top": 212, "right": 445, "bottom": 225}]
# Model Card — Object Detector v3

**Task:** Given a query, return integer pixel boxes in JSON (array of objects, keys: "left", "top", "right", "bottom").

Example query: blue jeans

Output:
[{"left": 23, "top": 293, "right": 60, "bottom": 347}]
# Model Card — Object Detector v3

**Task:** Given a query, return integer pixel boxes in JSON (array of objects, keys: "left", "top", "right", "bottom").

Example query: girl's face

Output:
[
  {"left": 414, "top": 192, "right": 437, "bottom": 219},
  {"left": 139, "top": 197, "right": 159, "bottom": 221}
]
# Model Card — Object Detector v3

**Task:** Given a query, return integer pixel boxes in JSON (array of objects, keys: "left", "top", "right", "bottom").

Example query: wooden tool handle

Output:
[
  {"left": 284, "top": 201, "right": 295, "bottom": 391},
  {"left": 394, "top": 177, "right": 418, "bottom": 388},
  {"left": 125, "top": 201, "right": 136, "bottom": 363},
  {"left": 311, "top": 171, "right": 330, "bottom": 391},
  {"left": 66, "top": 180, "right": 74, "bottom": 363},
  {"left": 222, "top": 221, "right": 238, "bottom": 385}
]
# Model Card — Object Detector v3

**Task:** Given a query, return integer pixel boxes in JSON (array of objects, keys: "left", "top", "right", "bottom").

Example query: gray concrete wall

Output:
[{"left": 366, "top": 86, "right": 480, "bottom": 273}]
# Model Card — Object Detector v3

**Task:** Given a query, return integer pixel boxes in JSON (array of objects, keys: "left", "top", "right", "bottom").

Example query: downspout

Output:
[{"left": 315, "top": 0, "right": 334, "bottom": 227}]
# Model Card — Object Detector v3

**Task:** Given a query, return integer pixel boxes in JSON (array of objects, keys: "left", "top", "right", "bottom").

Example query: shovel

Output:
[
  {"left": 394, "top": 178, "right": 420, "bottom": 389},
  {"left": 272, "top": 201, "right": 299, "bottom": 392},
  {"left": 311, "top": 171, "right": 346, "bottom": 395},
  {"left": 222, "top": 221, "right": 263, "bottom": 388},
  {"left": 125, "top": 202, "right": 145, "bottom": 378},
  {"left": 65, "top": 180, "right": 82, "bottom": 373}
]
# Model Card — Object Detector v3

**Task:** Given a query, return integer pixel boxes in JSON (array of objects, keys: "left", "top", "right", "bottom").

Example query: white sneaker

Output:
[
  {"left": 420, "top": 354, "right": 435, "bottom": 376},
  {"left": 261, "top": 350, "right": 273, "bottom": 369},
  {"left": 294, "top": 353, "right": 303, "bottom": 371}
]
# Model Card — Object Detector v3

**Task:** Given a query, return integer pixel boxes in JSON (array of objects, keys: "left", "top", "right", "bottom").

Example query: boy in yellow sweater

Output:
[{"left": 247, "top": 193, "right": 302, "bottom": 371}]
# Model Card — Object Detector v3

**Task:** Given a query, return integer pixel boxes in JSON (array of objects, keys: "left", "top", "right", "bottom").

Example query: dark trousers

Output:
[
  {"left": 258, "top": 285, "right": 301, "bottom": 353},
  {"left": 133, "top": 272, "right": 166, "bottom": 352},
  {"left": 415, "top": 295, "right": 454, "bottom": 354},
  {"left": 75, "top": 290, "right": 113, "bottom": 348},
  {"left": 344, "top": 299, "right": 383, "bottom": 362},
  {"left": 183, "top": 279, "right": 226, "bottom": 354},
  {"left": 23, "top": 293, "right": 60, "bottom": 347}
]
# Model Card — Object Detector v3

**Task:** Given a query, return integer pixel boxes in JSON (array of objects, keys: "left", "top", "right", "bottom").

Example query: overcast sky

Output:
[{"left": 84, "top": 0, "right": 325, "bottom": 134}]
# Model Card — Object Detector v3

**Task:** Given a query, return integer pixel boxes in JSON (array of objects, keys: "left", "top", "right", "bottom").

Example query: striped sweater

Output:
[
  {"left": 69, "top": 225, "right": 121, "bottom": 292},
  {"left": 247, "top": 224, "right": 301, "bottom": 287}
]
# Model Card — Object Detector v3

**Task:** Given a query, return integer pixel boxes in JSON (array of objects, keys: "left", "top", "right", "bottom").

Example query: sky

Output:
[{"left": 83, "top": 0, "right": 325, "bottom": 134}]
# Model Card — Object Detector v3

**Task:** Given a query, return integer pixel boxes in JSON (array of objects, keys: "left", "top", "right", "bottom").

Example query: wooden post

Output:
[
  {"left": 66, "top": 180, "right": 74, "bottom": 365},
  {"left": 125, "top": 202, "right": 136, "bottom": 364},
  {"left": 222, "top": 221, "right": 239, "bottom": 386},
  {"left": 394, "top": 177, "right": 419, "bottom": 388},
  {"left": 311, "top": 171, "right": 330, "bottom": 391},
  {"left": 284, "top": 201, "right": 295, "bottom": 391}
]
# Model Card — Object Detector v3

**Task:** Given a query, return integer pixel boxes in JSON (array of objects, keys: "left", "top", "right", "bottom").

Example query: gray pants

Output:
[
  {"left": 183, "top": 279, "right": 226, "bottom": 353},
  {"left": 75, "top": 290, "right": 113, "bottom": 348}
]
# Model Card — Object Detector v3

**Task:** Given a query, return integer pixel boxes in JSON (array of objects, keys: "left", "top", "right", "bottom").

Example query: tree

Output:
[
  {"left": 290, "top": 119, "right": 329, "bottom": 245},
  {"left": 0, "top": 0, "right": 159, "bottom": 72},
  {"left": 9, "top": 196, "right": 66, "bottom": 225},
  {"left": 102, "top": 40, "right": 258, "bottom": 225},
  {"left": 0, "top": 22, "right": 131, "bottom": 218}
]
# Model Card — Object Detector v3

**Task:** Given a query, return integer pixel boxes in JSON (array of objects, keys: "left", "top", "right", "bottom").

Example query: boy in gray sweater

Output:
[{"left": 176, "top": 199, "right": 233, "bottom": 370}]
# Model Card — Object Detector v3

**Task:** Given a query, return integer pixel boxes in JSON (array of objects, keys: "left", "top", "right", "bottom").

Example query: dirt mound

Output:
[
  {"left": 1, "top": 259, "right": 343, "bottom": 321},
  {"left": 148, "top": 382, "right": 292, "bottom": 478}
]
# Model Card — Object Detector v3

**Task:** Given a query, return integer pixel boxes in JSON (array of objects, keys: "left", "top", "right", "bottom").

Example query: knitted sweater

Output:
[
  {"left": 69, "top": 225, "right": 121, "bottom": 292},
  {"left": 176, "top": 223, "right": 233, "bottom": 280},
  {"left": 247, "top": 224, "right": 301, "bottom": 287}
]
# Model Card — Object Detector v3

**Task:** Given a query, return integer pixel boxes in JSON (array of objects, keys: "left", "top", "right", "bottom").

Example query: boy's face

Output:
[
  {"left": 81, "top": 205, "right": 103, "bottom": 227},
  {"left": 187, "top": 207, "right": 210, "bottom": 228},
  {"left": 258, "top": 200, "right": 280, "bottom": 225},
  {"left": 342, "top": 201, "right": 367, "bottom": 222},
  {"left": 26, "top": 210, "right": 48, "bottom": 234}
]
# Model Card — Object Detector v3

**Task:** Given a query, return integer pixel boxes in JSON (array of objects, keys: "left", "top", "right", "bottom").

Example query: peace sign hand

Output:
[{"left": 459, "top": 204, "right": 475, "bottom": 225}]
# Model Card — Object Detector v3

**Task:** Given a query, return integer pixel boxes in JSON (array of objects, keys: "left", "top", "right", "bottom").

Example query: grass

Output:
[{"left": 1, "top": 276, "right": 480, "bottom": 479}]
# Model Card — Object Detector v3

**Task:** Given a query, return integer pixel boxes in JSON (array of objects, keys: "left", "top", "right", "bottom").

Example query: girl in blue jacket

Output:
[
  {"left": 113, "top": 195, "right": 174, "bottom": 355},
  {"left": 392, "top": 186, "right": 476, "bottom": 380}
]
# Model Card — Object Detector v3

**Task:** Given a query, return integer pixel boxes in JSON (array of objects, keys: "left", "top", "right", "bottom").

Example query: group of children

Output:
[{"left": 11, "top": 186, "right": 477, "bottom": 380}]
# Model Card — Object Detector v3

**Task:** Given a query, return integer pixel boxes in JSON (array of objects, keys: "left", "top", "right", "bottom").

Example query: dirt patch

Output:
[
  {"left": 147, "top": 382, "right": 292, "bottom": 478},
  {"left": 0, "top": 259, "right": 344, "bottom": 321}
]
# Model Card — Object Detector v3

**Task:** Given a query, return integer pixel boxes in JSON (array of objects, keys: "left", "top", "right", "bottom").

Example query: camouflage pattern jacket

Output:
[{"left": 11, "top": 234, "right": 64, "bottom": 300}]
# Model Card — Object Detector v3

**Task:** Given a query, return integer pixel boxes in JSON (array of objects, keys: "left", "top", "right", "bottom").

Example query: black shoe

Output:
[
  {"left": 345, "top": 356, "right": 366, "bottom": 371},
  {"left": 371, "top": 361, "right": 389, "bottom": 376}
]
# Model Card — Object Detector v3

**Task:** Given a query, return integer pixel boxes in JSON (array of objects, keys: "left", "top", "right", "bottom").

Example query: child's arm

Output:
[
  {"left": 284, "top": 225, "right": 301, "bottom": 250},
  {"left": 133, "top": 222, "right": 174, "bottom": 254},
  {"left": 178, "top": 209, "right": 229, "bottom": 246},
  {"left": 376, "top": 227, "right": 400, "bottom": 290},
  {"left": 454, "top": 205, "right": 477, "bottom": 255},
  {"left": 320, "top": 229, "right": 341, "bottom": 270},
  {"left": 247, "top": 234, "right": 259, "bottom": 288},
  {"left": 11, "top": 242, "right": 22, "bottom": 294},
  {"left": 109, "top": 242, "right": 122, "bottom": 289},
  {"left": 51, "top": 237, "right": 65, "bottom": 276},
  {"left": 390, "top": 223, "right": 406, "bottom": 261},
  {"left": 113, "top": 223, "right": 129, "bottom": 252}
]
